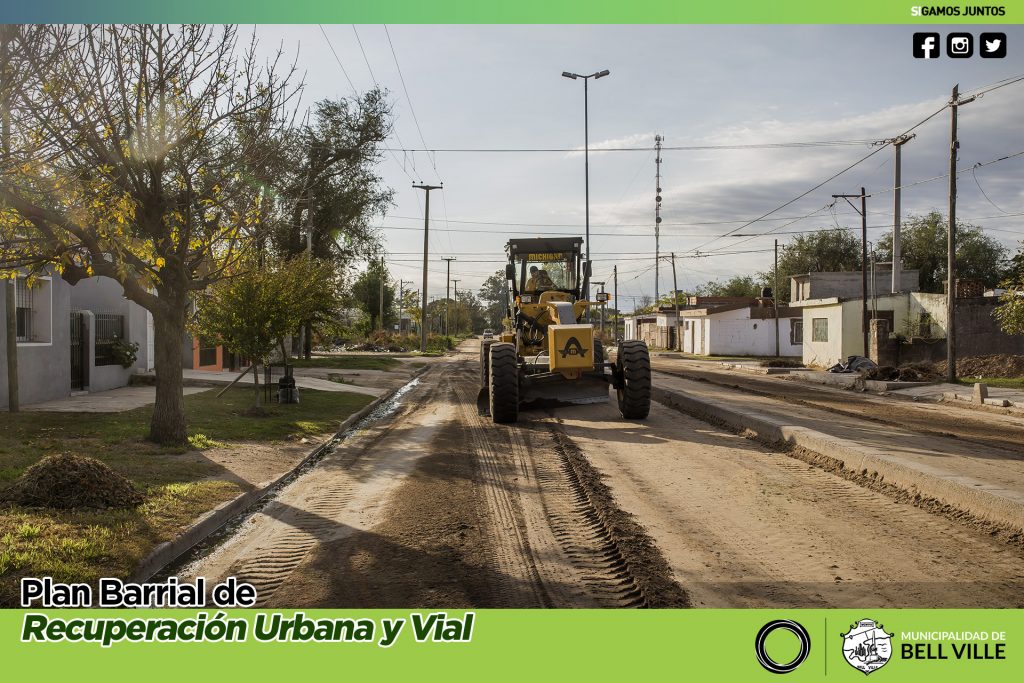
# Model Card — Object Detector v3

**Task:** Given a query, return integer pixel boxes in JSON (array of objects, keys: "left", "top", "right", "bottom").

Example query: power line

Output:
[
  {"left": 686, "top": 98, "right": 969, "bottom": 254},
  {"left": 317, "top": 25, "right": 357, "bottom": 94},
  {"left": 370, "top": 211, "right": 1024, "bottom": 239},
  {"left": 371, "top": 139, "right": 877, "bottom": 153},
  {"left": 383, "top": 25, "right": 439, "bottom": 179}
]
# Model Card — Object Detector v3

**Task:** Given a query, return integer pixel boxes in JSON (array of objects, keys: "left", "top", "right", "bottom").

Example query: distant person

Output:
[
  {"left": 525, "top": 265, "right": 539, "bottom": 292},
  {"left": 534, "top": 269, "right": 555, "bottom": 290}
]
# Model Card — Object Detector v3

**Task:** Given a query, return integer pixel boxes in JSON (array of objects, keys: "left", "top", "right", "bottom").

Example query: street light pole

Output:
[{"left": 562, "top": 69, "right": 610, "bottom": 301}]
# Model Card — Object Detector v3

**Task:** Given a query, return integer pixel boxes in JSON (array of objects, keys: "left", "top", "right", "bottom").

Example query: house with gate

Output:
[{"left": 0, "top": 271, "right": 153, "bottom": 408}]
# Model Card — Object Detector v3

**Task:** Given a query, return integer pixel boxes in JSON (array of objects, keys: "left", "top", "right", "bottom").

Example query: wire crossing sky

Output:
[{"left": 256, "top": 24, "right": 1024, "bottom": 307}]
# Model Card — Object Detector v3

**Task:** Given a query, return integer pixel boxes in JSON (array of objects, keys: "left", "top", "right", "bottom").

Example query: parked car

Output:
[{"left": 482, "top": 328, "right": 494, "bottom": 339}]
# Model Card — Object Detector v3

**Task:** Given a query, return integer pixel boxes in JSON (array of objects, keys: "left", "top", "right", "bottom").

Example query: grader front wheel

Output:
[
  {"left": 488, "top": 342, "right": 520, "bottom": 424},
  {"left": 616, "top": 340, "right": 651, "bottom": 419}
]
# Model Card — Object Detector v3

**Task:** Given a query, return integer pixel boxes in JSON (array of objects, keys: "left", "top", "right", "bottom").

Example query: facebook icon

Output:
[{"left": 913, "top": 33, "right": 940, "bottom": 59}]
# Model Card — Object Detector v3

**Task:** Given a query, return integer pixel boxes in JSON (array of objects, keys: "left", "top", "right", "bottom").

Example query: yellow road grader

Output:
[{"left": 478, "top": 237, "right": 651, "bottom": 423}]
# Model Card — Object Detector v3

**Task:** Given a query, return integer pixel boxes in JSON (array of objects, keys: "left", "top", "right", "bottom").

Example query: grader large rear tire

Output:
[
  {"left": 489, "top": 343, "right": 519, "bottom": 424},
  {"left": 616, "top": 340, "right": 651, "bottom": 419}
]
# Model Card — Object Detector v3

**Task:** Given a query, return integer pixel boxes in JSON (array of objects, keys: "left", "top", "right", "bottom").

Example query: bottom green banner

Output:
[{"left": 3, "top": 609, "right": 1020, "bottom": 681}]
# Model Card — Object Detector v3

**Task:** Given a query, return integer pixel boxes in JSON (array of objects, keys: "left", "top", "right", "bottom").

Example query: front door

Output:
[{"left": 69, "top": 311, "right": 88, "bottom": 390}]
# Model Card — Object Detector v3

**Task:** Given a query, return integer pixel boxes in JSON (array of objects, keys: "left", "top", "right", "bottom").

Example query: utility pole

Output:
[
  {"left": 654, "top": 134, "right": 663, "bottom": 303},
  {"left": 413, "top": 184, "right": 442, "bottom": 352},
  {"left": 669, "top": 254, "right": 680, "bottom": 352},
  {"left": 378, "top": 256, "right": 385, "bottom": 332},
  {"left": 441, "top": 256, "right": 455, "bottom": 336},
  {"left": 832, "top": 189, "right": 870, "bottom": 357},
  {"left": 890, "top": 134, "right": 914, "bottom": 293},
  {"left": 593, "top": 281, "right": 605, "bottom": 337},
  {"left": 946, "top": 85, "right": 974, "bottom": 383},
  {"left": 452, "top": 279, "right": 460, "bottom": 336},
  {"left": 613, "top": 265, "right": 618, "bottom": 341},
  {"left": 1, "top": 26, "right": 17, "bottom": 411},
  {"left": 398, "top": 279, "right": 405, "bottom": 334},
  {"left": 774, "top": 239, "right": 780, "bottom": 358}
]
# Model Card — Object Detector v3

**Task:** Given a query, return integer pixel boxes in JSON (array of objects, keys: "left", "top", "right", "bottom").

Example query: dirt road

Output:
[{"left": 179, "top": 341, "right": 1024, "bottom": 608}]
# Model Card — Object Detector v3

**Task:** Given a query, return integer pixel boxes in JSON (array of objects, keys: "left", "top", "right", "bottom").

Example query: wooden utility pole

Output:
[
  {"left": 832, "top": 189, "right": 870, "bottom": 356},
  {"left": 378, "top": 256, "right": 385, "bottom": 332},
  {"left": 946, "top": 85, "right": 974, "bottom": 382},
  {"left": 891, "top": 134, "right": 914, "bottom": 293},
  {"left": 670, "top": 253, "right": 680, "bottom": 352},
  {"left": 441, "top": 256, "right": 455, "bottom": 336},
  {"left": 452, "top": 279, "right": 460, "bottom": 336},
  {"left": 413, "top": 184, "right": 442, "bottom": 352},
  {"left": 1, "top": 26, "right": 18, "bottom": 412},
  {"left": 613, "top": 265, "right": 618, "bottom": 341},
  {"left": 774, "top": 239, "right": 780, "bottom": 358}
]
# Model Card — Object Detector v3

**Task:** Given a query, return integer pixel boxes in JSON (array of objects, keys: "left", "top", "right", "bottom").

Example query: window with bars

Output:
[
  {"left": 94, "top": 313, "right": 126, "bottom": 366},
  {"left": 15, "top": 277, "right": 34, "bottom": 342}
]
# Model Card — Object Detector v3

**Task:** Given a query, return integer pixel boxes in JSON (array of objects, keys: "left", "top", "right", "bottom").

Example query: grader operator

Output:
[{"left": 478, "top": 237, "right": 651, "bottom": 424}]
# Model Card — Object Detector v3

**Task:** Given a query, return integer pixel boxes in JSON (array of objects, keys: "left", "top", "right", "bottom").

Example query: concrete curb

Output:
[
  {"left": 129, "top": 365, "right": 428, "bottom": 582},
  {"left": 786, "top": 370, "right": 939, "bottom": 392},
  {"left": 651, "top": 384, "right": 1024, "bottom": 533}
]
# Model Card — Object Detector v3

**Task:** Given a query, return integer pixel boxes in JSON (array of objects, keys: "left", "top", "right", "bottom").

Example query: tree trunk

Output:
[
  {"left": 303, "top": 321, "right": 312, "bottom": 359},
  {"left": 148, "top": 306, "right": 188, "bottom": 444}
]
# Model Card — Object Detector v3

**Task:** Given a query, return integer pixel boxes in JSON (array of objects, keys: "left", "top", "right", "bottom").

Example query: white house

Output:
[
  {"left": 792, "top": 291, "right": 947, "bottom": 367},
  {"left": 0, "top": 272, "right": 154, "bottom": 408},
  {"left": 624, "top": 300, "right": 801, "bottom": 356},
  {"left": 676, "top": 303, "right": 801, "bottom": 356}
]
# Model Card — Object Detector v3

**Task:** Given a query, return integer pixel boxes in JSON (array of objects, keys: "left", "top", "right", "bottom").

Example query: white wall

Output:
[
  {"left": 708, "top": 308, "right": 802, "bottom": 356},
  {"left": 801, "top": 303, "right": 846, "bottom": 367}
]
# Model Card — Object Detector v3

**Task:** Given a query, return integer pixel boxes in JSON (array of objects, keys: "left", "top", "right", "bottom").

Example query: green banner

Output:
[
  {"left": 3, "top": 609, "right": 1021, "bottom": 681},
  {"left": 0, "top": 0, "right": 1021, "bottom": 24}
]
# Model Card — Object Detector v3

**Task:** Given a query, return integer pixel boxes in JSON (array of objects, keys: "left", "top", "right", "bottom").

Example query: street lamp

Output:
[{"left": 562, "top": 69, "right": 610, "bottom": 300}]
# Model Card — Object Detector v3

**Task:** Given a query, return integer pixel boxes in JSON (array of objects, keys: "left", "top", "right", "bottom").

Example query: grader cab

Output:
[{"left": 478, "top": 237, "right": 651, "bottom": 424}]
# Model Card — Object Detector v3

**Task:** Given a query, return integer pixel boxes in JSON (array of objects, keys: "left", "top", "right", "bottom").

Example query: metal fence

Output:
[{"left": 94, "top": 313, "right": 125, "bottom": 366}]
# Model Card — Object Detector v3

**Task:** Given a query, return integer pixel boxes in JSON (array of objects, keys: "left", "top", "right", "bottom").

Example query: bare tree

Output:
[{"left": 0, "top": 25, "right": 299, "bottom": 443}]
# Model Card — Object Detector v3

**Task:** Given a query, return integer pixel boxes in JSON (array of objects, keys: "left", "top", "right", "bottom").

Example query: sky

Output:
[{"left": 253, "top": 24, "right": 1024, "bottom": 311}]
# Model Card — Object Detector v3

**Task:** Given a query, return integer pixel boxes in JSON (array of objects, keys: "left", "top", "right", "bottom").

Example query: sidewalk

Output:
[
  {"left": 652, "top": 370, "right": 1024, "bottom": 532},
  {"left": 24, "top": 386, "right": 209, "bottom": 412},
  {"left": 177, "top": 368, "right": 387, "bottom": 398},
  {"left": 890, "top": 381, "right": 1024, "bottom": 408}
]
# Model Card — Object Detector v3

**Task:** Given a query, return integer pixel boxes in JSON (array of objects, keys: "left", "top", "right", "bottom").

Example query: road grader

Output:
[{"left": 478, "top": 237, "right": 651, "bottom": 423}]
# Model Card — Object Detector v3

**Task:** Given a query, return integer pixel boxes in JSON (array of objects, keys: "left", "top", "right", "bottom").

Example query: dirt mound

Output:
[
  {"left": 0, "top": 454, "right": 143, "bottom": 509},
  {"left": 760, "top": 359, "right": 804, "bottom": 368},
  {"left": 866, "top": 362, "right": 941, "bottom": 382},
  {"left": 935, "top": 354, "right": 1024, "bottom": 379}
]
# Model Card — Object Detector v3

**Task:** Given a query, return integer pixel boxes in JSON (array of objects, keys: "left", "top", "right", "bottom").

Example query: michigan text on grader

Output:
[{"left": 478, "top": 237, "right": 652, "bottom": 423}]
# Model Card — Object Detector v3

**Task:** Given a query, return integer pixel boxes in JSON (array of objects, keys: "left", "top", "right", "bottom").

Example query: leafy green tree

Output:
[
  {"left": 193, "top": 256, "right": 340, "bottom": 408},
  {"left": 996, "top": 241, "right": 1024, "bottom": 337},
  {"left": 759, "top": 229, "right": 863, "bottom": 302},
  {"left": 478, "top": 270, "right": 508, "bottom": 330},
  {"left": 695, "top": 275, "right": 762, "bottom": 298},
  {"left": 351, "top": 259, "right": 395, "bottom": 331},
  {"left": 273, "top": 93, "right": 394, "bottom": 264},
  {"left": 875, "top": 211, "right": 1007, "bottom": 293}
]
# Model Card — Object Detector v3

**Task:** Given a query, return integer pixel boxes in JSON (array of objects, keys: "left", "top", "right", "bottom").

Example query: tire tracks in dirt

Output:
[{"left": 450, "top": 361, "right": 688, "bottom": 607}]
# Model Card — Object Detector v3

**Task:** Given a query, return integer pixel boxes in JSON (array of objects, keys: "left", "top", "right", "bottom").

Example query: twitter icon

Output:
[{"left": 980, "top": 32, "right": 1007, "bottom": 58}]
